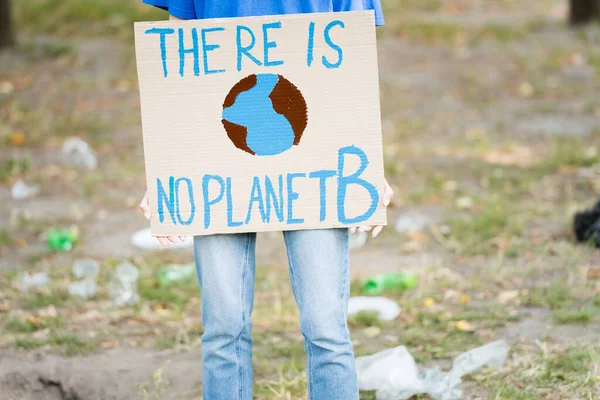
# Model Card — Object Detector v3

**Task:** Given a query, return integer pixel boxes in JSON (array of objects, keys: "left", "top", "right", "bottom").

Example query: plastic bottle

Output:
[
  {"left": 68, "top": 279, "right": 97, "bottom": 299},
  {"left": 62, "top": 137, "right": 98, "bottom": 171},
  {"left": 72, "top": 258, "right": 99, "bottom": 279},
  {"left": 47, "top": 228, "right": 78, "bottom": 252},
  {"left": 17, "top": 272, "right": 49, "bottom": 292},
  {"left": 158, "top": 263, "right": 196, "bottom": 287},
  {"left": 361, "top": 272, "right": 418, "bottom": 294},
  {"left": 110, "top": 262, "right": 140, "bottom": 306},
  {"left": 11, "top": 179, "right": 40, "bottom": 200}
]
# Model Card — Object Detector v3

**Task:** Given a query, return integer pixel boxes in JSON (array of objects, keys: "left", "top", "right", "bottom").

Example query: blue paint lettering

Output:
[
  {"left": 286, "top": 173, "right": 306, "bottom": 224},
  {"left": 308, "top": 169, "right": 336, "bottom": 222},
  {"left": 202, "top": 174, "right": 225, "bottom": 229},
  {"left": 201, "top": 27, "right": 225, "bottom": 74},
  {"left": 236, "top": 25, "right": 262, "bottom": 71},
  {"left": 265, "top": 174, "right": 284, "bottom": 223},
  {"left": 337, "top": 146, "right": 379, "bottom": 224},
  {"left": 178, "top": 27, "right": 200, "bottom": 77},
  {"left": 322, "top": 20, "right": 344, "bottom": 69},
  {"left": 306, "top": 22, "right": 315, "bottom": 67},
  {"left": 156, "top": 176, "right": 176, "bottom": 224},
  {"left": 226, "top": 177, "right": 243, "bottom": 227},
  {"left": 145, "top": 28, "right": 175, "bottom": 77},
  {"left": 262, "top": 22, "right": 284, "bottom": 67},
  {"left": 245, "top": 176, "right": 267, "bottom": 224},
  {"left": 174, "top": 177, "right": 195, "bottom": 225}
]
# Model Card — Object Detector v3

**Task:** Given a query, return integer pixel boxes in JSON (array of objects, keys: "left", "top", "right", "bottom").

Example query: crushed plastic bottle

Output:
[
  {"left": 158, "top": 263, "right": 196, "bottom": 287},
  {"left": 11, "top": 179, "right": 40, "bottom": 200},
  {"left": 131, "top": 228, "right": 192, "bottom": 250},
  {"left": 110, "top": 262, "right": 140, "bottom": 306},
  {"left": 68, "top": 258, "right": 100, "bottom": 299},
  {"left": 349, "top": 231, "right": 367, "bottom": 249},
  {"left": 68, "top": 279, "right": 97, "bottom": 299},
  {"left": 361, "top": 272, "right": 418, "bottom": 294},
  {"left": 62, "top": 137, "right": 98, "bottom": 171},
  {"left": 47, "top": 227, "right": 78, "bottom": 252},
  {"left": 355, "top": 340, "right": 509, "bottom": 400},
  {"left": 16, "top": 272, "right": 49, "bottom": 292},
  {"left": 348, "top": 296, "right": 401, "bottom": 321},
  {"left": 72, "top": 258, "right": 99, "bottom": 279}
]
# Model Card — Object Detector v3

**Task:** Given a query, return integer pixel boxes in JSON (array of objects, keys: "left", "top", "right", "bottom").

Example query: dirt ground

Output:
[{"left": 1, "top": 0, "right": 600, "bottom": 399}]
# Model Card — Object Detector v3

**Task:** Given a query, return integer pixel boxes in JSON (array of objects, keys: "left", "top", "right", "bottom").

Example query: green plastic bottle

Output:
[
  {"left": 47, "top": 228, "right": 78, "bottom": 252},
  {"left": 361, "top": 272, "right": 418, "bottom": 294},
  {"left": 158, "top": 264, "right": 196, "bottom": 287}
]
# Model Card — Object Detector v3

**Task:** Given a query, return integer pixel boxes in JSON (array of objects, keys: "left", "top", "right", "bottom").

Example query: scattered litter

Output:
[
  {"left": 68, "top": 258, "right": 100, "bottom": 299},
  {"left": 72, "top": 258, "right": 99, "bottom": 279},
  {"left": 110, "top": 262, "right": 140, "bottom": 306},
  {"left": 159, "top": 263, "right": 196, "bottom": 287},
  {"left": 395, "top": 212, "right": 429, "bottom": 234},
  {"left": 47, "top": 227, "right": 78, "bottom": 252},
  {"left": 355, "top": 340, "right": 509, "bottom": 400},
  {"left": 11, "top": 179, "right": 40, "bottom": 200},
  {"left": 16, "top": 272, "right": 49, "bottom": 292},
  {"left": 131, "top": 228, "right": 193, "bottom": 250},
  {"left": 454, "top": 320, "right": 474, "bottom": 332},
  {"left": 361, "top": 272, "right": 418, "bottom": 295},
  {"left": 62, "top": 137, "right": 98, "bottom": 171},
  {"left": 573, "top": 199, "right": 600, "bottom": 248},
  {"left": 68, "top": 279, "right": 97, "bottom": 299},
  {"left": 349, "top": 231, "right": 367, "bottom": 249},
  {"left": 348, "top": 296, "right": 401, "bottom": 321}
]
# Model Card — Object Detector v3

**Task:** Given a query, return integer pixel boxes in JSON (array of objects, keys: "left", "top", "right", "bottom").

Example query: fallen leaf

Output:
[
  {"left": 423, "top": 298, "right": 435, "bottom": 307},
  {"left": 455, "top": 320, "right": 474, "bottom": 332},
  {"left": 587, "top": 266, "right": 600, "bottom": 280},
  {"left": 8, "top": 131, "right": 25, "bottom": 146},
  {"left": 458, "top": 295, "right": 471, "bottom": 304},
  {"left": 408, "top": 232, "right": 429, "bottom": 242}
]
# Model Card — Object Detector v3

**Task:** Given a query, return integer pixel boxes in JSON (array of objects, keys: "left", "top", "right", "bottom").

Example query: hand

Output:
[
  {"left": 139, "top": 191, "right": 186, "bottom": 248},
  {"left": 349, "top": 179, "right": 393, "bottom": 238}
]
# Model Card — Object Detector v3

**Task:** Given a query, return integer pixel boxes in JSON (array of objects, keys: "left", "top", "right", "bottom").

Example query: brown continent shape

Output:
[
  {"left": 221, "top": 74, "right": 257, "bottom": 155},
  {"left": 269, "top": 75, "right": 308, "bottom": 146}
]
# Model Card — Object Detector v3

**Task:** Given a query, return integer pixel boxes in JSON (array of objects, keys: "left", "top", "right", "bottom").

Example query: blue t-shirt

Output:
[{"left": 142, "top": 0, "right": 385, "bottom": 26}]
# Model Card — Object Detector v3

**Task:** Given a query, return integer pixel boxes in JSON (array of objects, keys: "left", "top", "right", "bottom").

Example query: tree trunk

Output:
[
  {"left": 570, "top": 0, "right": 600, "bottom": 25},
  {"left": 0, "top": 0, "right": 14, "bottom": 49}
]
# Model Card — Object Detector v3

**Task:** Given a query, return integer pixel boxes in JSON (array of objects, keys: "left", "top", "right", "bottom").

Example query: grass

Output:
[
  {"left": 15, "top": 331, "right": 97, "bottom": 356},
  {"left": 552, "top": 307, "right": 595, "bottom": 324},
  {"left": 5, "top": 316, "right": 63, "bottom": 333}
]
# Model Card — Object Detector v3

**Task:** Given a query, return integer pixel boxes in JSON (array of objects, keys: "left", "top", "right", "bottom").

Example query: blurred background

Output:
[{"left": 1, "top": 0, "right": 599, "bottom": 399}]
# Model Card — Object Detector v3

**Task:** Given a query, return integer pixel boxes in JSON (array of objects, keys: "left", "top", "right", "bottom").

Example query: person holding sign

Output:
[{"left": 139, "top": 1, "right": 391, "bottom": 399}]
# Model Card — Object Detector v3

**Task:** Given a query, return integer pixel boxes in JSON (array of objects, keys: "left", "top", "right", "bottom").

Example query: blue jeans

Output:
[{"left": 193, "top": 228, "right": 359, "bottom": 400}]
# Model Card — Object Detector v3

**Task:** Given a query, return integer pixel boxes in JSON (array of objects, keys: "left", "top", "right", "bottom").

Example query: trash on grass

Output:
[
  {"left": 362, "top": 272, "right": 418, "bottom": 294},
  {"left": 16, "top": 272, "right": 49, "bottom": 292},
  {"left": 72, "top": 258, "right": 99, "bottom": 279},
  {"left": 348, "top": 296, "right": 401, "bottom": 321},
  {"left": 47, "top": 227, "right": 78, "bottom": 252},
  {"left": 11, "top": 179, "right": 40, "bottom": 200},
  {"left": 355, "top": 340, "right": 509, "bottom": 400},
  {"left": 573, "top": 199, "right": 600, "bottom": 248},
  {"left": 68, "top": 279, "right": 97, "bottom": 299},
  {"left": 131, "top": 228, "right": 192, "bottom": 250},
  {"left": 68, "top": 258, "right": 100, "bottom": 299},
  {"left": 110, "top": 262, "right": 140, "bottom": 306},
  {"left": 62, "top": 137, "right": 98, "bottom": 171}
]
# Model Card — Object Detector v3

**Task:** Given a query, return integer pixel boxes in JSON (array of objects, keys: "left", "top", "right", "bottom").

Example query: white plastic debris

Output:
[
  {"left": 68, "top": 278, "right": 97, "bottom": 299},
  {"left": 72, "top": 258, "right": 99, "bottom": 279},
  {"left": 62, "top": 137, "right": 98, "bottom": 171},
  {"left": 110, "top": 262, "right": 140, "bottom": 306},
  {"left": 11, "top": 179, "right": 41, "bottom": 200},
  {"left": 349, "top": 231, "right": 367, "bottom": 249},
  {"left": 131, "top": 227, "right": 192, "bottom": 250},
  {"left": 348, "top": 296, "right": 401, "bottom": 321},
  {"left": 17, "top": 272, "right": 49, "bottom": 292},
  {"left": 355, "top": 340, "right": 509, "bottom": 400},
  {"left": 394, "top": 212, "right": 429, "bottom": 234}
]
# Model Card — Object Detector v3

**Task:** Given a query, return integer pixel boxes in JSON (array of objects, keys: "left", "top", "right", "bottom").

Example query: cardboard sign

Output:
[{"left": 134, "top": 10, "right": 386, "bottom": 236}]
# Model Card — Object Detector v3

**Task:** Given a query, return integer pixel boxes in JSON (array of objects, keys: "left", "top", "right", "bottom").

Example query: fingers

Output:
[
  {"left": 359, "top": 225, "right": 373, "bottom": 232},
  {"left": 139, "top": 192, "right": 151, "bottom": 220},
  {"left": 179, "top": 236, "right": 186, "bottom": 242},
  {"left": 382, "top": 180, "right": 394, "bottom": 207},
  {"left": 157, "top": 237, "right": 169, "bottom": 248},
  {"left": 167, "top": 236, "right": 180, "bottom": 244},
  {"left": 372, "top": 225, "right": 383, "bottom": 238}
]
